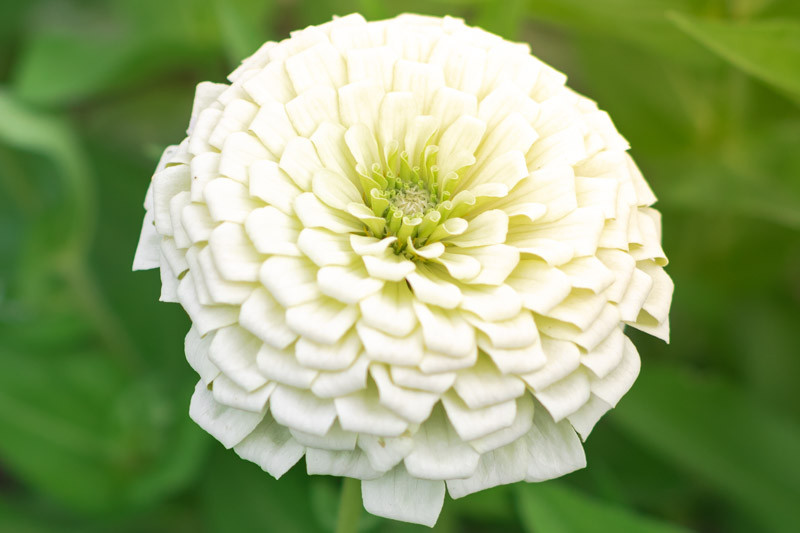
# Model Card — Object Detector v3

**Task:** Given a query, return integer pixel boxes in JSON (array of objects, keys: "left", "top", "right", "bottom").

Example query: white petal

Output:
[
  {"left": 358, "top": 434, "right": 414, "bottom": 472},
  {"left": 244, "top": 206, "right": 302, "bottom": 256},
  {"left": 196, "top": 246, "right": 253, "bottom": 305},
  {"left": 306, "top": 447, "right": 381, "bottom": 479},
  {"left": 234, "top": 413, "right": 305, "bottom": 479},
  {"left": 239, "top": 288, "right": 297, "bottom": 349},
  {"left": 285, "top": 297, "right": 359, "bottom": 345},
  {"left": 469, "top": 393, "right": 535, "bottom": 454},
  {"left": 249, "top": 100, "right": 297, "bottom": 156},
  {"left": 447, "top": 437, "right": 528, "bottom": 498},
  {"left": 567, "top": 394, "right": 612, "bottom": 441},
  {"left": 295, "top": 329, "right": 361, "bottom": 371},
  {"left": 390, "top": 366, "right": 456, "bottom": 394},
  {"left": 405, "top": 264, "right": 462, "bottom": 309},
  {"left": 311, "top": 355, "right": 370, "bottom": 398},
  {"left": 177, "top": 273, "right": 238, "bottom": 335},
  {"left": 293, "top": 192, "right": 362, "bottom": 234},
  {"left": 638, "top": 261, "right": 674, "bottom": 324},
  {"left": 133, "top": 209, "right": 160, "bottom": 270},
  {"left": 465, "top": 311, "right": 538, "bottom": 349},
  {"left": 205, "top": 177, "right": 262, "bottom": 223},
  {"left": 413, "top": 302, "right": 476, "bottom": 358},
  {"left": 617, "top": 267, "right": 654, "bottom": 322},
  {"left": 257, "top": 344, "right": 318, "bottom": 388},
  {"left": 208, "top": 223, "right": 263, "bottom": 282},
  {"left": 356, "top": 322, "right": 424, "bottom": 366},
  {"left": 259, "top": 255, "right": 321, "bottom": 307},
  {"left": 212, "top": 375, "right": 275, "bottom": 413},
  {"left": 269, "top": 385, "right": 337, "bottom": 436},
  {"left": 285, "top": 86, "right": 339, "bottom": 137},
  {"left": 558, "top": 256, "right": 615, "bottom": 293},
  {"left": 362, "top": 464, "right": 445, "bottom": 528},
  {"left": 478, "top": 335, "right": 547, "bottom": 374},
  {"left": 362, "top": 250, "right": 416, "bottom": 281},
  {"left": 546, "top": 289, "right": 607, "bottom": 331},
  {"left": 521, "top": 337, "right": 581, "bottom": 390},
  {"left": 184, "top": 326, "right": 220, "bottom": 384},
  {"left": 453, "top": 356, "right": 526, "bottom": 409},
  {"left": 285, "top": 41, "right": 346, "bottom": 92},
  {"left": 445, "top": 210, "right": 508, "bottom": 248},
  {"left": 590, "top": 336, "right": 640, "bottom": 407},
  {"left": 152, "top": 165, "right": 190, "bottom": 235},
  {"left": 249, "top": 160, "right": 301, "bottom": 215},
  {"left": 158, "top": 252, "right": 180, "bottom": 303},
  {"left": 218, "top": 132, "right": 273, "bottom": 184},
  {"left": 181, "top": 204, "right": 216, "bottom": 244},
  {"left": 448, "top": 244, "right": 520, "bottom": 286},
  {"left": 359, "top": 282, "right": 418, "bottom": 337},
  {"left": 370, "top": 365, "right": 440, "bottom": 423},
  {"left": 534, "top": 369, "right": 591, "bottom": 422},
  {"left": 442, "top": 391, "right": 517, "bottom": 441},
  {"left": 419, "top": 348, "right": 478, "bottom": 373},
  {"left": 507, "top": 259, "right": 571, "bottom": 313},
  {"left": 312, "top": 169, "right": 362, "bottom": 210},
  {"left": 317, "top": 263, "right": 384, "bottom": 304},
  {"left": 404, "top": 405, "right": 480, "bottom": 480},
  {"left": 208, "top": 325, "right": 267, "bottom": 391},
  {"left": 290, "top": 421, "right": 357, "bottom": 451},
  {"left": 523, "top": 406, "right": 586, "bottom": 482},
  {"left": 335, "top": 385, "right": 409, "bottom": 437},
  {"left": 297, "top": 228, "right": 354, "bottom": 266},
  {"left": 459, "top": 284, "right": 522, "bottom": 322},
  {"left": 280, "top": 137, "right": 322, "bottom": 191},
  {"left": 189, "top": 381, "right": 264, "bottom": 449}
]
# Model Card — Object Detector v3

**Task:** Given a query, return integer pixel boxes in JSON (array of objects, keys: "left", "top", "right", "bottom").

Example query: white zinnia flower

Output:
[{"left": 134, "top": 13, "right": 672, "bottom": 527}]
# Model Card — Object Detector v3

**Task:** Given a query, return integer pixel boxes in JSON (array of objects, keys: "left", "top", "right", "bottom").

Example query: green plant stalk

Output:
[{"left": 335, "top": 477, "right": 362, "bottom": 533}]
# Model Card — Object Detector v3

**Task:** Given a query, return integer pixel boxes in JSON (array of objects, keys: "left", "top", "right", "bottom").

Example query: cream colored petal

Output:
[
  {"left": 534, "top": 369, "right": 591, "bottom": 422},
  {"left": 259, "top": 255, "right": 321, "bottom": 307},
  {"left": 358, "top": 282, "right": 417, "bottom": 337},
  {"left": 460, "top": 284, "right": 522, "bottom": 322},
  {"left": 295, "top": 329, "right": 361, "bottom": 371},
  {"left": 239, "top": 288, "right": 297, "bottom": 349},
  {"left": 311, "top": 354, "right": 370, "bottom": 398},
  {"left": 208, "top": 222, "right": 263, "bottom": 282},
  {"left": 521, "top": 337, "right": 581, "bottom": 391},
  {"left": 523, "top": 406, "right": 586, "bottom": 482},
  {"left": 453, "top": 356, "right": 526, "bottom": 409},
  {"left": 390, "top": 366, "right": 456, "bottom": 394},
  {"left": 317, "top": 263, "right": 384, "bottom": 304},
  {"left": 590, "top": 336, "right": 640, "bottom": 407},
  {"left": 285, "top": 42, "right": 346, "bottom": 92},
  {"left": 446, "top": 244, "right": 520, "bottom": 286},
  {"left": 298, "top": 228, "right": 354, "bottom": 267},
  {"left": 189, "top": 381, "right": 264, "bottom": 449},
  {"left": 249, "top": 100, "right": 297, "bottom": 157},
  {"left": 177, "top": 273, "right": 238, "bottom": 335},
  {"left": 290, "top": 420, "right": 357, "bottom": 451},
  {"left": 218, "top": 131, "right": 273, "bottom": 183},
  {"left": 293, "top": 192, "right": 362, "bottom": 234},
  {"left": 469, "top": 393, "right": 534, "bottom": 454},
  {"left": 508, "top": 258, "right": 573, "bottom": 313},
  {"left": 370, "top": 364, "right": 440, "bottom": 423},
  {"left": 362, "top": 464, "right": 445, "bottom": 528},
  {"left": 406, "top": 265, "right": 462, "bottom": 309},
  {"left": 208, "top": 325, "right": 267, "bottom": 391},
  {"left": 212, "top": 375, "right": 275, "bottom": 413},
  {"left": 256, "top": 344, "right": 318, "bottom": 388},
  {"left": 442, "top": 391, "right": 517, "bottom": 441},
  {"left": 447, "top": 437, "right": 528, "bottom": 498},
  {"left": 404, "top": 405, "right": 480, "bottom": 480},
  {"left": 285, "top": 86, "right": 339, "bottom": 137},
  {"left": 269, "top": 385, "right": 337, "bottom": 436},
  {"left": 234, "top": 413, "right": 305, "bottom": 479},
  {"left": 465, "top": 311, "right": 538, "bottom": 350},
  {"left": 184, "top": 326, "right": 220, "bottom": 384},
  {"left": 249, "top": 160, "right": 302, "bottom": 215},
  {"left": 181, "top": 204, "right": 216, "bottom": 244},
  {"left": 196, "top": 246, "right": 253, "bottom": 305},
  {"left": 445, "top": 210, "right": 508, "bottom": 248},
  {"left": 285, "top": 297, "right": 359, "bottom": 345},
  {"left": 335, "top": 386, "right": 409, "bottom": 437},
  {"left": 413, "top": 302, "right": 475, "bottom": 358},
  {"left": 567, "top": 394, "right": 612, "bottom": 441},
  {"left": 152, "top": 165, "right": 190, "bottom": 235},
  {"left": 356, "top": 322, "right": 424, "bottom": 366},
  {"left": 358, "top": 434, "right": 414, "bottom": 473},
  {"left": 478, "top": 335, "right": 547, "bottom": 375},
  {"left": 306, "top": 448, "right": 382, "bottom": 480},
  {"left": 546, "top": 289, "right": 607, "bottom": 331},
  {"left": 280, "top": 137, "right": 322, "bottom": 191},
  {"left": 362, "top": 250, "right": 416, "bottom": 282}
]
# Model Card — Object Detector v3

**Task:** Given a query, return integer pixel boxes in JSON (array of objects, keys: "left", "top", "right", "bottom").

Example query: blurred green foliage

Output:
[{"left": 1, "top": 0, "right": 799, "bottom": 531}]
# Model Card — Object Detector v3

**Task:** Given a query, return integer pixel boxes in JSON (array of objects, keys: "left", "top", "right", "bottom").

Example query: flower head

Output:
[{"left": 134, "top": 13, "right": 672, "bottom": 526}]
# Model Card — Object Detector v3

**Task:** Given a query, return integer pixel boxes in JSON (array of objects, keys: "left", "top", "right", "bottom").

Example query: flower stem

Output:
[{"left": 335, "top": 477, "right": 362, "bottom": 533}]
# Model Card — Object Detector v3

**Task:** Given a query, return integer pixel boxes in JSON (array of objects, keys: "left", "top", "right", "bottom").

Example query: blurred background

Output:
[{"left": 1, "top": 0, "right": 799, "bottom": 532}]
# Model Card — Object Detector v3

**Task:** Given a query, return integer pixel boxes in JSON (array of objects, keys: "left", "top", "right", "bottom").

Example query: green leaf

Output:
[
  {"left": 201, "top": 450, "right": 324, "bottom": 533},
  {"left": 525, "top": 0, "right": 717, "bottom": 68},
  {"left": 669, "top": 14, "right": 800, "bottom": 100},
  {"left": 611, "top": 364, "right": 800, "bottom": 531},
  {"left": 515, "top": 482, "right": 689, "bottom": 533}
]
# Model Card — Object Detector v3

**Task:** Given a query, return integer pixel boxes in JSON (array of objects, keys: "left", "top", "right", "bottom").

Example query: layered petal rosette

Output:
[{"left": 133, "top": 13, "right": 673, "bottom": 526}]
